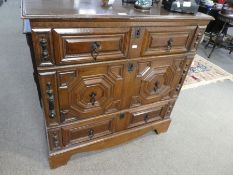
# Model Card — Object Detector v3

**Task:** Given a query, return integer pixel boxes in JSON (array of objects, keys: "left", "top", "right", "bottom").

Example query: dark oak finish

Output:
[
  {"left": 141, "top": 26, "right": 196, "bottom": 56},
  {"left": 61, "top": 117, "right": 115, "bottom": 147},
  {"left": 57, "top": 62, "right": 125, "bottom": 121},
  {"left": 22, "top": 0, "right": 212, "bottom": 169},
  {"left": 53, "top": 28, "right": 131, "bottom": 64},
  {"left": 21, "top": 0, "right": 211, "bottom": 20},
  {"left": 128, "top": 100, "right": 175, "bottom": 128}
]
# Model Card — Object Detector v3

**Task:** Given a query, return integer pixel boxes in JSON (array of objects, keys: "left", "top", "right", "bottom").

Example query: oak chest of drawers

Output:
[{"left": 21, "top": 0, "right": 212, "bottom": 169}]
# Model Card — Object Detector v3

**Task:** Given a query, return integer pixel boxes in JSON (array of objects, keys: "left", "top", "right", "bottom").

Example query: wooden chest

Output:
[{"left": 21, "top": 0, "right": 212, "bottom": 169}]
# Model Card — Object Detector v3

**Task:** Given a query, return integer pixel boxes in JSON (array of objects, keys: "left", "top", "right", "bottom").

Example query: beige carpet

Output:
[{"left": 183, "top": 54, "right": 233, "bottom": 90}]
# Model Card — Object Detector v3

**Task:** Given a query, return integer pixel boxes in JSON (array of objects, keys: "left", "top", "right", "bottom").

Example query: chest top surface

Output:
[{"left": 21, "top": 0, "right": 212, "bottom": 20}]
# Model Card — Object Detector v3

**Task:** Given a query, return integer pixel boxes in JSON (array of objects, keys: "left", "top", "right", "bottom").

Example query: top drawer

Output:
[
  {"left": 53, "top": 28, "right": 131, "bottom": 65},
  {"left": 31, "top": 26, "right": 198, "bottom": 66},
  {"left": 32, "top": 28, "right": 131, "bottom": 66},
  {"left": 141, "top": 26, "right": 196, "bottom": 56}
]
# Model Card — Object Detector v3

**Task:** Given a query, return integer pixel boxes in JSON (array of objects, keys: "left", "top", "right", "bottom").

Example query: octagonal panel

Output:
[
  {"left": 140, "top": 65, "right": 176, "bottom": 102},
  {"left": 69, "top": 75, "right": 114, "bottom": 113}
]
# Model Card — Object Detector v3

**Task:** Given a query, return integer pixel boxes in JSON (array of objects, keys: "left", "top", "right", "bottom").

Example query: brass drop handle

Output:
[
  {"left": 154, "top": 81, "right": 160, "bottom": 93},
  {"left": 89, "top": 92, "right": 97, "bottom": 106},
  {"left": 167, "top": 38, "right": 173, "bottom": 51},
  {"left": 91, "top": 42, "right": 100, "bottom": 60},
  {"left": 46, "top": 82, "right": 55, "bottom": 119},
  {"left": 144, "top": 114, "right": 149, "bottom": 122},
  {"left": 88, "top": 129, "right": 94, "bottom": 139}
]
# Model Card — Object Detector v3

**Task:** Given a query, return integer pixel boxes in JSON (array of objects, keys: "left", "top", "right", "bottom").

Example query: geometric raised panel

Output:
[
  {"left": 108, "top": 65, "right": 124, "bottom": 80},
  {"left": 58, "top": 70, "right": 76, "bottom": 88},
  {"left": 140, "top": 65, "right": 175, "bottom": 102},
  {"left": 70, "top": 75, "right": 114, "bottom": 115},
  {"left": 130, "top": 96, "right": 142, "bottom": 108},
  {"left": 137, "top": 62, "right": 151, "bottom": 77},
  {"left": 53, "top": 28, "right": 130, "bottom": 64},
  {"left": 57, "top": 63, "right": 125, "bottom": 122},
  {"left": 132, "top": 56, "right": 187, "bottom": 106},
  {"left": 141, "top": 26, "right": 196, "bottom": 56}
]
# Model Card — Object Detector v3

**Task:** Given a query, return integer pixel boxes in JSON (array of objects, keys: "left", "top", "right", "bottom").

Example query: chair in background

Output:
[{"left": 205, "top": 12, "right": 233, "bottom": 58}]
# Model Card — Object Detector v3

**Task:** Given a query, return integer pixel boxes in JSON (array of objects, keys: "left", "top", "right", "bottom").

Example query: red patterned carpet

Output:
[{"left": 183, "top": 55, "right": 233, "bottom": 90}]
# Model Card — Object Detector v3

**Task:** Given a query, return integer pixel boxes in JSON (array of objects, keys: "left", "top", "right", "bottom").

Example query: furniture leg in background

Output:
[{"left": 205, "top": 12, "right": 233, "bottom": 58}]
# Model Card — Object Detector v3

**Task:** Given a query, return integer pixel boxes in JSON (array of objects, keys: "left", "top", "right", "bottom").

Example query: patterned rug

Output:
[{"left": 182, "top": 55, "right": 233, "bottom": 90}]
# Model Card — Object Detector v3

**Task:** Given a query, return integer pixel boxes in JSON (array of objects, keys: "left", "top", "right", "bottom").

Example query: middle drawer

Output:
[{"left": 53, "top": 28, "right": 131, "bottom": 64}]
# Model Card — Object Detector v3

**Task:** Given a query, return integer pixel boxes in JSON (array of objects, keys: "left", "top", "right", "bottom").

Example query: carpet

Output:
[{"left": 183, "top": 54, "right": 233, "bottom": 90}]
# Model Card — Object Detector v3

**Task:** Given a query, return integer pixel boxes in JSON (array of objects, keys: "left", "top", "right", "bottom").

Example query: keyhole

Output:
[{"left": 135, "top": 28, "right": 141, "bottom": 38}]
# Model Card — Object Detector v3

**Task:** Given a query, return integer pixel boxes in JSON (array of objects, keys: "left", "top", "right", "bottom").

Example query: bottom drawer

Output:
[
  {"left": 48, "top": 100, "right": 175, "bottom": 151},
  {"left": 128, "top": 101, "right": 175, "bottom": 128},
  {"left": 61, "top": 117, "right": 115, "bottom": 147}
]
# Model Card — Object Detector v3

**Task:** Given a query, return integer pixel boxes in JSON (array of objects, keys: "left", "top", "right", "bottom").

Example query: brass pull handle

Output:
[
  {"left": 167, "top": 38, "right": 173, "bottom": 51},
  {"left": 89, "top": 92, "right": 97, "bottom": 106},
  {"left": 88, "top": 129, "right": 94, "bottom": 139},
  {"left": 39, "top": 38, "right": 49, "bottom": 62},
  {"left": 46, "top": 82, "right": 55, "bottom": 119},
  {"left": 91, "top": 42, "right": 100, "bottom": 60},
  {"left": 144, "top": 114, "right": 149, "bottom": 122},
  {"left": 154, "top": 81, "right": 160, "bottom": 93}
]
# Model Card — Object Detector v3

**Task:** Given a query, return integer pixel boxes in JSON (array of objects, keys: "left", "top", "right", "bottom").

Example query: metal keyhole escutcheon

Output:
[{"left": 91, "top": 42, "right": 100, "bottom": 60}]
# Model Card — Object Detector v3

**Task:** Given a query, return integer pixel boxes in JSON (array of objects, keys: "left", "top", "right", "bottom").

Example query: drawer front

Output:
[
  {"left": 141, "top": 26, "right": 196, "bottom": 56},
  {"left": 128, "top": 100, "right": 175, "bottom": 128},
  {"left": 47, "top": 100, "right": 175, "bottom": 150},
  {"left": 57, "top": 62, "right": 126, "bottom": 123},
  {"left": 61, "top": 117, "right": 115, "bottom": 146},
  {"left": 53, "top": 28, "right": 131, "bottom": 64},
  {"left": 130, "top": 55, "right": 188, "bottom": 107}
]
